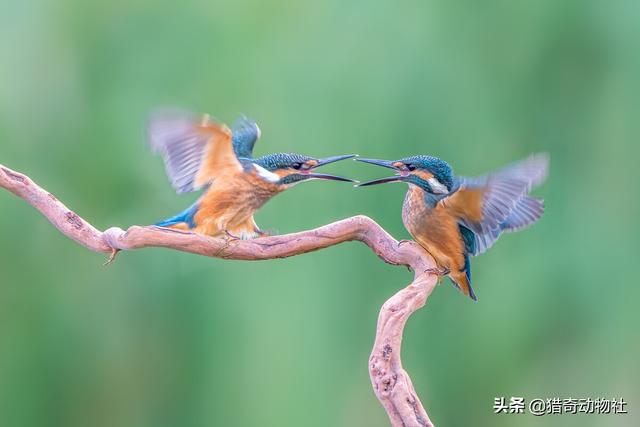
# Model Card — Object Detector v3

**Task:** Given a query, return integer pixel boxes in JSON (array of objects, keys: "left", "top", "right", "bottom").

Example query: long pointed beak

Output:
[
  {"left": 306, "top": 173, "right": 357, "bottom": 183},
  {"left": 355, "top": 157, "right": 405, "bottom": 187},
  {"left": 357, "top": 176, "right": 405, "bottom": 186},
  {"left": 303, "top": 154, "right": 358, "bottom": 183},
  {"left": 355, "top": 158, "right": 399, "bottom": 170},
  {"left": 315, "top": 154, "right": 358, "bottom": 167}
]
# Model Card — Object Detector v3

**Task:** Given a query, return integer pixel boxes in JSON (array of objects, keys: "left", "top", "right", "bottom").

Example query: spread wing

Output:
[
  {"left": 232, "top": 115, "right": 261, "bottom": 159},
  {"left": 148, "top": 109, "right": 241, "bottom": 193},
  {"left": 444, "top": 153, "right": 549, "bottom": 256}
]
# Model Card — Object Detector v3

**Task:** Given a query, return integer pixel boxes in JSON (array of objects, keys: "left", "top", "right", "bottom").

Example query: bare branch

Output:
[
  {"left": 1, "top": 163, "right": 438, "bottom": 427},
  {"left": 370, "top": 272, "right": 436, "bottom": 427}
]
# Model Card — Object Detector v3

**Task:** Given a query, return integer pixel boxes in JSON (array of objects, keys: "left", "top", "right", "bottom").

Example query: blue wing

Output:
[
  {"left": 232, "top": 115, "right": 261, "bottom": 159},
  {"left": 500, "top": 196, "right": 544, "bottom": 232},
  {"left": 457, "top": 153, "right": 548, "bottom": 256}
]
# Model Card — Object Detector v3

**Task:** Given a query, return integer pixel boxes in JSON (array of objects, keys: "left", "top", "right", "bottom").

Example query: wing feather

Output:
[
  {"left": 148, "top": 109, "right": 240, "bottom": 193},
  {"left": 447, "top": 154, "right": 548, "bottom": 256}
]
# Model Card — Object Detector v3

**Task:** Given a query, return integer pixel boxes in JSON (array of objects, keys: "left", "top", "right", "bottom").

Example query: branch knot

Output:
[{"left": 102, "top": 227, "right": 128, "bottom": 250}]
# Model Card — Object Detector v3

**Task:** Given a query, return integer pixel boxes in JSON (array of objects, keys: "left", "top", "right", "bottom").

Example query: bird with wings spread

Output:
[
  {"left": 148, "top": 110, "right": 356, "bottom": 239},
  {"left": 357, "top": 154, "right": 548, "bottom": 300}
]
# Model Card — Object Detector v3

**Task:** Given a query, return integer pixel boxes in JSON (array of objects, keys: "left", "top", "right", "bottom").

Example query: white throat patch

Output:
[
  {"left": 253, "top": 164, "right": 280, "bottom": 183},
  {"left": 427, "top": 177, "right": 449, "bottom": 194}
]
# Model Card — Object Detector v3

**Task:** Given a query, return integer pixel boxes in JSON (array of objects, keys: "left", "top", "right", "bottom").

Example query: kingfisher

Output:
[
  {"left": 148, "top": 109, "right": 356, "bottom": 238},
  {"left": 356, "top": 154, "right": 548, "bottom": 300}
]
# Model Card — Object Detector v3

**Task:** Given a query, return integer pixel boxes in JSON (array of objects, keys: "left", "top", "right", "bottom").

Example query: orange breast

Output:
[
  {"left": 194, "top": 171, "right": 281, "bottom": 236},
  {"left": 402, "top": 185, "right": 465, "bottom": 271}
]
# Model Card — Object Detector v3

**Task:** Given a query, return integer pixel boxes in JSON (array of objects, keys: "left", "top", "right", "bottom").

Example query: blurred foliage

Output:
[{"left": 1, "top": 0, "right": 639, "bottom": 426}]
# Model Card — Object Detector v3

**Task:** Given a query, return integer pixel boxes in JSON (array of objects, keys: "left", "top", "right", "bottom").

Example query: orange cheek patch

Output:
[
  {"left": 414, "top": 171, "right": 434, "bottom": 181},
  {"left": 274, "top": 169, "right": 294, "bottom": 178}
]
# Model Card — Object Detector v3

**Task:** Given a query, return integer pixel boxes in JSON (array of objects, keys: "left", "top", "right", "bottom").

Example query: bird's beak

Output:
[
  {"left": 305, "top": 173, "right": 356, "bottom": 182},
  {"left": 357, "top": 176, "right": 405, "bottom": 186},
  {"left": 355, "top": 158, "right": 406, "bottom": 186},
  {"left": 304, "top": 154, "right": 358, "bottom": 183},
  {"left": 316, "top": 154, "right": 358, "bottom": 167},
  {"left": 355, "top": 158, "right": 398, "bottom": 170}
]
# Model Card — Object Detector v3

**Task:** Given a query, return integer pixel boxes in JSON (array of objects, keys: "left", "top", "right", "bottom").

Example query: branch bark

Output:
[{"left": 0, "top": 163, "right": 437, "bottom": 427}]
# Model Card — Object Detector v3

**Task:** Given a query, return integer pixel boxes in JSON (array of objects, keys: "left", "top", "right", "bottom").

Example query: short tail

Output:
[
  {"left": 449, "top": 264, "right": 477, "bottom": 301},
  {"left": 154, "top": 202, "right": 199, "bottom": 229}
]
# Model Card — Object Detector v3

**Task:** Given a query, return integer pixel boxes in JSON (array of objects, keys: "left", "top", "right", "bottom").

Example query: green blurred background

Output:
[{"left": 1, "top": 0, "right": 638, "bottom": 426}]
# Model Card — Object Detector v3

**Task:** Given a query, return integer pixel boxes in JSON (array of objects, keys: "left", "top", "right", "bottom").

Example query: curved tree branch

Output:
[{"left": 1, "top": 163, "right": 437, "bottom": 427}]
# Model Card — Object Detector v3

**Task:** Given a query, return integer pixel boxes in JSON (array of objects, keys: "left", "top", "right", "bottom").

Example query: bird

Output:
[
  {"left": 148, "top": 109, "right": 356, "bottom": 239},
  {"left": 356, "top": 154, "right": 548, "bottom": 300}
]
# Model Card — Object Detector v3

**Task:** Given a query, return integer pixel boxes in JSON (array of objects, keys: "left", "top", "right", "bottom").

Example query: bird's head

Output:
[
  {"left": 356, "top": 155, "right": 455, "bottom": 195},
  {"left": 253, "top": 153, "right": 357, "bottom": 188}
]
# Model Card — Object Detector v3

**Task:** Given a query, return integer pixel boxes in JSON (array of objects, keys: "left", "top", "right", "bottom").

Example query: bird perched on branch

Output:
[
  {"left": 357, "top": 154, "right": 548, "bottom": 300},
  {"left": 148, "top": 110, "right": 356, "bottom": 238}
]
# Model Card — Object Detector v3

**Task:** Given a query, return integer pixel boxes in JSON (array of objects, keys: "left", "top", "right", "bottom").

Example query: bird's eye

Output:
[
  {"left": 406, "top": 164, "right": 416, "bottom": 171},
  {"left": 292, "top": 163, "right": 303, "bottom": 170}
]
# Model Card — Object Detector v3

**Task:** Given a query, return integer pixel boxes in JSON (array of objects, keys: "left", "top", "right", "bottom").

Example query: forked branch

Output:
[{"left": 0, "top": 163, "right": 437, "bottom": 427}]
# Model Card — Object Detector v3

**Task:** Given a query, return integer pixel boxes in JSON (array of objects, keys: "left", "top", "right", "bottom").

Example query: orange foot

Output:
[
  {"left": 425, "top": 266, "right": 450, "bottom": 277},
  {"left": 255, "top": 229, "right": 271, "bottom": 238},
  {"left": 224, "top": 230, "right": 241, "bottom": 240}
]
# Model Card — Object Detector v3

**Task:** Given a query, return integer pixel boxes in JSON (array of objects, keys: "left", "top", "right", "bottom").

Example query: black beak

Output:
[
  {"left": 306, "top": 173, "right": 356, "bottom": 182},
  {"left": 304, "top": 154, "right": 358, "bottom": 183},
  {"left": 357, "top": 176, "right": 405, "bottom": 186},
  {"left": 355, "top": 157, "right": 405, "bottom": 187},
  {"left": 355, "top": 158, "right": 399, "bottom": 170},
  {"left": 316, "top": 154, "right": 358, "bottom": 167}
]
